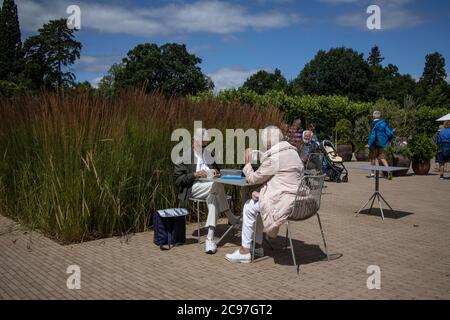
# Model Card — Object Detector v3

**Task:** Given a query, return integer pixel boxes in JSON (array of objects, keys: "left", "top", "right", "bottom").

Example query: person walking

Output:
[
  {"left": 367, "top": 111, "right": 394, "bottom": 179},
  {"left": 436, "top": 121, "right": 450, "bottom": 180}
]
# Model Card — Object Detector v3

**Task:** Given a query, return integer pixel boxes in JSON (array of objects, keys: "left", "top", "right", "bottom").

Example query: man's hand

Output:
[
  {"left": 244, "top": 148, "right": 252, "bottom": 164},
  {"left": 194, "top": 170, "right": 208, "bottom": 178}
]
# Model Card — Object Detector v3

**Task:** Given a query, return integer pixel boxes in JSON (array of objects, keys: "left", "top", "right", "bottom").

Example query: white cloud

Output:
[
  {"left": 90, "top": 77, "right": 103, "bottom": 88},
  {"left": 318, "top": 0, "right": 360, "bottom": 4},
  {"left": 208, "top": 66, "right": 266, "bottom": 92},
  {"left": 74, "top": 55, "right": 121, "bottom": 73},
  {"left": 188, "top": 44, "right": 213, "bottom": 54},
  {"left": 18, "top": 0, "right": 302, "bottom": 37}
]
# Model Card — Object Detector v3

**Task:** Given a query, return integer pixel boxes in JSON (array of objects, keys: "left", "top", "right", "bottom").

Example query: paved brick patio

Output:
[{"left": 1, "top": 163, "right": 449, "bottom": 299}]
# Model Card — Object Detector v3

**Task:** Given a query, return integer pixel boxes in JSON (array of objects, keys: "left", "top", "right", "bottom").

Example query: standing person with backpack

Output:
[
  {"left": 436, "top": 121, "right": 450, "bottom": 180},
  {"left": 366, "top": 111, "right": 395, "bottom": 179}
]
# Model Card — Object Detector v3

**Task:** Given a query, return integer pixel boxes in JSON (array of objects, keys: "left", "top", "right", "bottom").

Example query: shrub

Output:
[
  {"left": 0, "top": 80, "right": 25, "bottom": 97},
  {"left": 336, "top": 119, "right": 353, "bottom": 145},
  {"left": 415, "top": 106, "right": 450, "bottom": 136},
  {"left": 384, "top": 144, "right": 412, "bottom": 161},
  {"left": 409, "top": 135, "right": 437, "bottom": 163},
  {"left": 353, "top": 116, "right": 370, "bottom": 151}
]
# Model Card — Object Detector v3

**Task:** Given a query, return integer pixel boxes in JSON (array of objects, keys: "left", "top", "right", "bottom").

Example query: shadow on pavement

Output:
[{"left": 358, "top": 208, "right": 414, "bottom": 219}]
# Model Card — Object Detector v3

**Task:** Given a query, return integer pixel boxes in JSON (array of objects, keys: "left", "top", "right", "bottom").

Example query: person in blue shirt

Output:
[
  {"left": 436, "top": 121, "right": 450, "bottom": 180},
  {"left": 366, "top": 111, "right": 395, "bottom": 179}
]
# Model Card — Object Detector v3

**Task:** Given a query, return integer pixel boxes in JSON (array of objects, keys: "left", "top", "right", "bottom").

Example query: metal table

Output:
[
  {"left": 353, "top": 165, "right": 409, "bottom": 221},
  {"left": 199, "top": 176, "right": 258, "bottom": 244}
]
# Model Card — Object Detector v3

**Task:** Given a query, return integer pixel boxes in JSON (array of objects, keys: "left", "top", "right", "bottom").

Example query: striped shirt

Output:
[{"left": 287, "top": 126, "right": 304, "bottom": 146}]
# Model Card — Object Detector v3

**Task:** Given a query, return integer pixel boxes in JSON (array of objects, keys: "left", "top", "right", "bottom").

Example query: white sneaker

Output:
[
  {"left": 253, "top": 247, "right": 264, "bottom": 258},
  {"left": 225, "top": 249, "right": 251, "bottom": 263},
  {"left": 205, "top": 239, "right": 217, "bottom": 254}
]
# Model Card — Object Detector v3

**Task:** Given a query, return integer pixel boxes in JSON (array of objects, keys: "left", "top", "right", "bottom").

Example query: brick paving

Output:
[{"left": 1, "top": 162, "right": 450, "bottom": 299}]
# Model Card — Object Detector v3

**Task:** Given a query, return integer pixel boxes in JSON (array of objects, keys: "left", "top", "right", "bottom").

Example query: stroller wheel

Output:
[{"left": 342, "top": 176, "right": 348, "bottom": 183}]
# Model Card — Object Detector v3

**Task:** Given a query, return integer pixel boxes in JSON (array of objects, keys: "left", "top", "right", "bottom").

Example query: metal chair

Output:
[
  {"left": 189, "top": 197, "right": 206, "bottom": 244},
  {"left": 189, "top": 195, "right": 233, "bottom": 244},
  {"left": 305, "top": 152, "right": 324, "bottom": 176},
  {"left": 251, "top": 175, "right": 329, "bottom": 274}
]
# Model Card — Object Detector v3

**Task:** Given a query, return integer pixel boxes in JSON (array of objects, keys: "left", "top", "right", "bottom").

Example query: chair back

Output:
[
  {"left": 305, "top": 152, "right": 324, "bottom": 176},
  {"left": 289, "top": 175, "right": 325, "bottom": 221}
]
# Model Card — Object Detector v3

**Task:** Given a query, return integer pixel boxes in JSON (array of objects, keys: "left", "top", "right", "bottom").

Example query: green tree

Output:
[
  {"left": 419, "top": 52, "right": 447, "bottom": 88},
  {"left": 295, "top": 47, "right": 371, "bottom": 101},
  {"left": 366, "top": 46, "right": 416, "bottom": 104},
  {"left": 98, "top": 63, "right": 124, "bottom": 96},
  {"left": 115, "top": 43, "right": 213, "bottom": 96},
  {"left": 72, "top": 81, "right": 95, "bottom": 94},
  {"left": 368, "top": 45, "right": 384, "bottom": 67},
  {"left": 242, "top": 69, "right": 287, "bottom": 95},
  {"left": 417, "top": 52, "right": 448, "bottom": 107},
  {"left": 0, "top": 0, "right": 23, "bottom": 81},
  {"left": 367, "top": 63, "right": 416, "bottom": 104},
  {"left": 22, "top": 19, "right": 81, "bottom": 90}
]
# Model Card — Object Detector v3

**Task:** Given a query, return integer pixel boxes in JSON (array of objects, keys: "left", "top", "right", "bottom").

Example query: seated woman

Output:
[{"left": 225, "top": 126, "right": 304, "bottom": 263}]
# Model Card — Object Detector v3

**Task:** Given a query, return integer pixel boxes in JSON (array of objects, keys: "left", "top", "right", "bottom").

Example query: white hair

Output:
[
  {"left": 373, "top": 110, "right": 381, "bottom": 119},
  {"left": 303, "top": 130, "right": 313, "bottom": 141},
  {"left": 260, "top": 126, "right": 284, "bottom": 149}
]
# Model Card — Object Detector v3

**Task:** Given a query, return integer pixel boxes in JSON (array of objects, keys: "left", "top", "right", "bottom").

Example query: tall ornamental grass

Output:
[{"left": 0, "top": 90, "right": 282, "bottom": 243}]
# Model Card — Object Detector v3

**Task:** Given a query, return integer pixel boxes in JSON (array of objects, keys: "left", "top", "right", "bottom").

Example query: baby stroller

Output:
[{"left": 320, "top": 140, "right": 349, "bottom": 183}]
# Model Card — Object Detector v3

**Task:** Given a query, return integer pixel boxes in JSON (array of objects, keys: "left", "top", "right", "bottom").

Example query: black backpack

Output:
[{"left": 153, "top": 208, "right": 188, "bottom": 250}]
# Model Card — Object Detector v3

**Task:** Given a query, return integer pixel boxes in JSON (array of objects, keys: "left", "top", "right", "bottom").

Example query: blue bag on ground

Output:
[{"left": 153, "top": 208, "right": 188, "bottom": 250}]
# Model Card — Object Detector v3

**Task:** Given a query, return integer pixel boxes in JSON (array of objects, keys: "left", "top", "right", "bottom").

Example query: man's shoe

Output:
[
  {"left": 388, "top": 172, "right": 393, "bottom": 180},
  {"left": 252, "top": 247, "right": 264, "bottom": 258},
  {"left": 225, "top": 249, "right": 251, "bottom": 263},
  {"left": 228, "top": 216, "right": 242, "bottom": 230},
  {"left": 440, "top": 175, "right": 445, "bottom": 180},
  {"left": 205, "top": 239, "right": 217, "bottom": 254},
  {"left": 366, "top": 174, "right": 375, "bottom": 178}
]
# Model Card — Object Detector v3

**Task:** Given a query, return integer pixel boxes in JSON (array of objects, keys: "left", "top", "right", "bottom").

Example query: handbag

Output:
[{"left": 153, "top": 208, "right": 188, "bottom": 250}]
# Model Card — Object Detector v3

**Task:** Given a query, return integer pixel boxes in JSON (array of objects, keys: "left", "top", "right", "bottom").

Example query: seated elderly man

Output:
[
  {"left": 225, "top": 126, "right": 304, "bottom": 263},
  {"left": 174, "top": 129, "right": 239, "bottom": 254}
]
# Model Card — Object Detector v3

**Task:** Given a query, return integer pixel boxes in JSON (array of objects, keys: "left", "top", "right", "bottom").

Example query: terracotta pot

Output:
[
  {"left": 337, "top": 144, "right": 353, "bottom": 162},
  {"left": 412, "top": 160, "right": 431, "bottom": 175},
  {"left": 387, "top": 155, "right": 411, "bottom": 177},
  {"left": 355, "top": 147, "right": 369, "bottom": 162}
]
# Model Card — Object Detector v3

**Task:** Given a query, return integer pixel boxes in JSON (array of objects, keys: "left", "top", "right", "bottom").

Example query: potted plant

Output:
[
  {"left": 384, "top": 144, "right": 412, "bottom": 176},
  {"left": 353, "top": 116, "right": 370, "bottom": 161},
  {"left": 409, "top": 135, "right": 437, "bottom": 175},
  {"left": 335, "top": 119, "right": 353, "bottom": 162}
]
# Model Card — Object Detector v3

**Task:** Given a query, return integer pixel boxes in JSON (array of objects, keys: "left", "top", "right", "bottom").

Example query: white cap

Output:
[{"left": 373, "top": 111, "right": 381, "bottom": 119}]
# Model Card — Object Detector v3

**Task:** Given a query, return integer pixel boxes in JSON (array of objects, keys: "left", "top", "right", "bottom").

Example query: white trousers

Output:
[
  {"left": 242, "top": 199, "right": 263, "bottom": 249},
  {"left": 191, "top": 181, "right": 230, "bottom": 228}
]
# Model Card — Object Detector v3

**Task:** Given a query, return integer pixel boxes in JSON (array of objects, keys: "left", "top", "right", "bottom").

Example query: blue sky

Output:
[{"left": 16, "top": 0, "right": 450, "bottom": 91}]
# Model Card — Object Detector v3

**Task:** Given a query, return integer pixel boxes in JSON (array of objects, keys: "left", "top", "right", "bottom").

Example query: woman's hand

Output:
[
  {"left": 244, "top": 148, "right": 252, "bottom": 164},
  {"left": 194, "top": 170, "right": 208, "bottom": 179}
]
